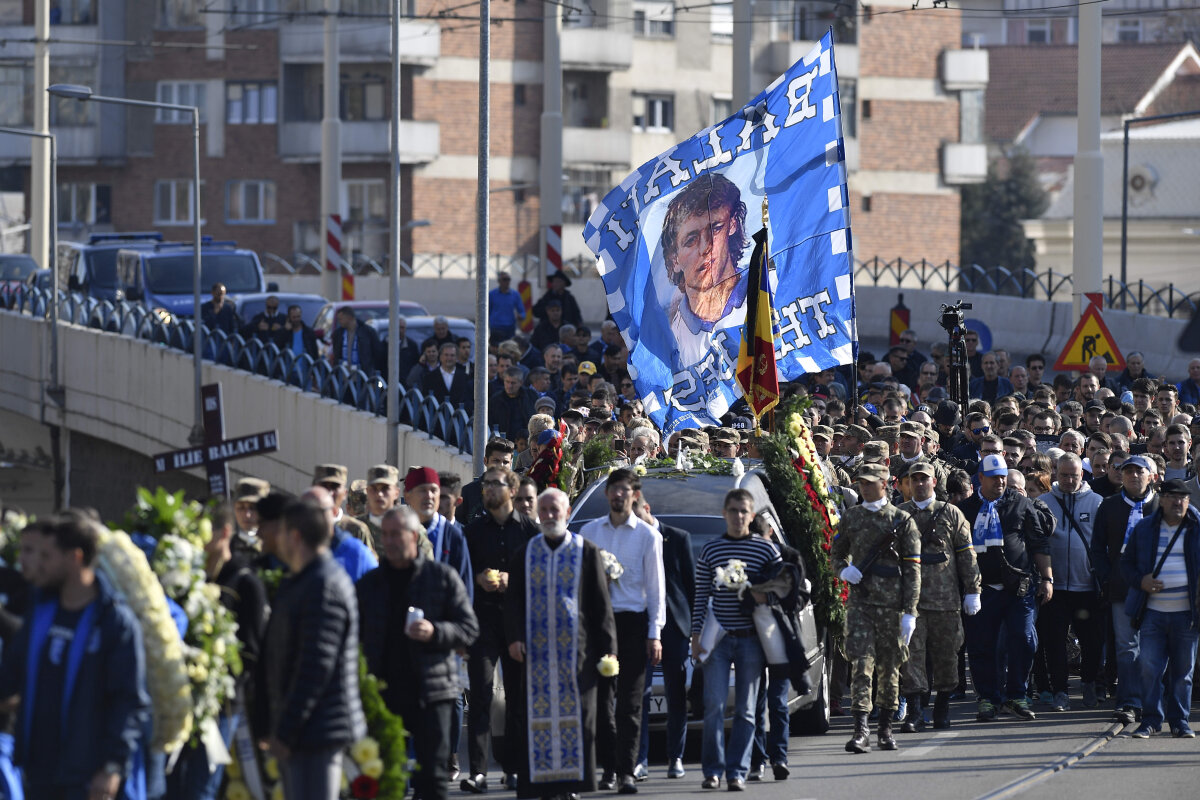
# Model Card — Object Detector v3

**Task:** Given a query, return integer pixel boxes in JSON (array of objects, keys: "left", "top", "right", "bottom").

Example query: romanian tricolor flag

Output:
[{"left": 736, "top": 226, "right": 780, "bottom": 421}]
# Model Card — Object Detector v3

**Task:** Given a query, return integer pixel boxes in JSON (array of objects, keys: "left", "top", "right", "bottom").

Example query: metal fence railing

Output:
[{"left": 2, "top": 287, "right": 477, "bottom": 455}]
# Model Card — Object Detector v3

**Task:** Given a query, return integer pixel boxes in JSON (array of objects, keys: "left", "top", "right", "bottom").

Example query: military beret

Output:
[
  {"left": 845, "top": 424, "right": 873, "bottom": 444},
  {"left": 233, "top": 477, "right": 269, "bottom": 503},
  {"left": 312, "top": 463, "right": 348, "bottom": 486},
  {"left": 811, "top": 425, "right": 834, "bottom": 441},
  {"left": 899, "top": 421, "right": 924, "bottom": 438},
  {"left": 854, "top": 463, "right": 890, "bottom": 484},
  {"left": 862, "top": 441, "right": 890, "bottom": 463},
  {"left": 906, "top": 460, "right": 936, "bottom": 478},
  {"left": 876, "top": 425, "right": 900, "bottom": 444}
]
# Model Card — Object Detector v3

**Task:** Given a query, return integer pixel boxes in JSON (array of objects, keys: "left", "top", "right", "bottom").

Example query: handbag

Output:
[{"left": 1131, "top": 518, "right": 1187, "bottom": 630}]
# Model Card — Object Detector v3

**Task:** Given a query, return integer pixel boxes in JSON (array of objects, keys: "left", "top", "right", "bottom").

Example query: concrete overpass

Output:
[{"left": 2, "top": 276, "right": 1194, "bottom": 518}]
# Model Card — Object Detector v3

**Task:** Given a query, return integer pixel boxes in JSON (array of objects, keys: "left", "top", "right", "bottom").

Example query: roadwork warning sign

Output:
[{"left": 1054, "top": 300, "right": 1125, "bottom": 372}]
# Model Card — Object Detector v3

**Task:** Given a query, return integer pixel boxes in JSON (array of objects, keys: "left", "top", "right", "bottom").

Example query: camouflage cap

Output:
[
  {"left": 906, "top": 460, "right": 936, "bottom": 478},
  {"left": 349, "top": 479, "right": 368, "bottom": 493},
  {"left": 233, "top": 477, "right": 270, "bottom": 503},
  {"left": 710, "top": 428, "right": 740, "bottom": 443},
  {"left": 877, "top": 425, "right": 900, "bottom": 444},
  {"left": 312, "top": 464, "right": 348, "bottom": 486},
  {"left": 854, "top": 463, "right": 890, "bottom": 484},
  {"left": 899, "top": 421, "right": 925, "bottom": 439},
  {"left": 677, "top": 429, "right": 711, "bottom": 448},
  {"left": 862, "top": 440, "right": 890, "bottom": 464},
  {"left": 845, "top": 424, "right": 873, "bottom": 444},
  {"left": 925, "top": 428, "right": 941, "bottom": 445},
  {"left": 833, "top": 424, "right": 848, "bottom": 435},
  {"left": 366, "top": 464, "right": 400, "bottom": 486},
  {"left": 811, "top": 425, "right": 834, "bottom": 441}
]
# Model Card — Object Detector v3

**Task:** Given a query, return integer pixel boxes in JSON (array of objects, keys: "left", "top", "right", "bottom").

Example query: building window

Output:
[
  {"left": 50, "top": 66, "right": 95, "bottom": 125},
  {"left": 51, "top": 0, "right": 97, "bottom": 24},
  {"left": 633, "top": 0, "right": 674, "bottom": 37},
  {"left": 154, "top": 179, "right": 204, "bottom": 225},
  {"left": 563, "top": 168, "right": 611, "bottom": 225},
  {"left": 344, "top": 179, "right": 386, "bottom": 225},
  {"left": 160, "top": 0, "right": 200, "bottom": 28},
  {"left": 840, "top": 80, "right": 857, "bottom": 138},
  {"left": 227, "top": 82, "right": 278, "bottom": 124},
  {"left": 227, "top": 180, "right": 277, "bottom": 223},
  {"left": 711, "top": 95, "right": 732, "bottom": 126},
  {"left": 1025, "top": 19, "right": 1050, "bottom": 44},
  {"left": 58, "top": 183, "right": 111, "bottom": 225},
  {"left": 156, "top": 82, "right": 207, "bottom": 123},
  {"left": 282, "top": 65, "right": 388, "bottom": 122},
  {"left": 710, "top": 4, "right": 733, "bottom": 40},
  {"left": 960, "top": 89, "right": 984, "bottom": 144},
  {"left": 227, "top": 0, "right": 278, "bottom": 26},
  {"left": 343, "top": 69, "right": 386, "bottom": 121},
  {"left": 1117, "top": 19, "right": 1142, "bottom": 42},
  {"left": 633, "top": 93, "right": 673, "bottom": 132},
  {"left": 0, "top": 65, "right": 31, "bottom": 126},
  {"left": 514, "top": 84, "right": 527, "bottom": 106}
]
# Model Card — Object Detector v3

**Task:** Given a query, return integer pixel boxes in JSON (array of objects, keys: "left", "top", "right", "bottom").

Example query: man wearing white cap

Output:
[{"left": 957, "top": 453, "right": 1055, "bottom": 722}]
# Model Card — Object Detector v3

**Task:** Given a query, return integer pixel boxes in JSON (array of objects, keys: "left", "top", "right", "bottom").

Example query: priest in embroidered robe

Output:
[{"left": 505, "top": 488, "right": 617, "bottom": 800}]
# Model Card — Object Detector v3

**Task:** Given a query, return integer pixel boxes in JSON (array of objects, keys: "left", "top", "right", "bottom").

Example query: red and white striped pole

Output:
[
  {"left": 326, "top": 213, "right": 354, "bottom": 300},
  {"left": 545, "top": 223, "right": 562, "bottom": 281}
]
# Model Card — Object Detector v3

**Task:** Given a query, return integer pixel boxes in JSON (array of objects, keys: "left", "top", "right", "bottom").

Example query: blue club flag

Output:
[{"left": 582, "top": 31, "right": 857, "bottom": 433}]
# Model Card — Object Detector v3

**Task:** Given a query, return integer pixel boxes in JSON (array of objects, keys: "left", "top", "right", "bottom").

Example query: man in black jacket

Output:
[
  {"left": 489, "top": 367, "right": 538, "bottom": 443},
  {"left": 242, "top": 294, "right": 286, "bottom": 342},
  {"left": 958, "top": 454, "right": 1055, "bottom": 722},
  {"left": 421, "top": 341, "right": 474, "bottom": 412},
  {"left": 1091, "top": 454, "right": 1160, "bottom": 725},
  {"left": 358, "top": 507, "right": 479, "bottom": 800},
  {"left": 276, "top": 304, "right": 319, "bottom": 361},
  {"left": 461, "top": 467, "right": 539, "bottom": 793},
  {"left": 330, "top": 306, "right": 381, "bottom": 373},
  {"left": 633, "top": 496, "right": 694, "bottom": 780},
  {"left": 255, "top": 498, "right": 366, "bottom": 800}
]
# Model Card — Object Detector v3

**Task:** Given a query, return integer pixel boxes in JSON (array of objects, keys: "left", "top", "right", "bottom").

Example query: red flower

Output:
[{"left": 351, "top": 775, "right": 380, "bottom": 799}]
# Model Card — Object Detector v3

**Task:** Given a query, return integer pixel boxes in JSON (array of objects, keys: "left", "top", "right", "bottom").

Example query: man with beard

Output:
[
  {"left": 505, "top": 489, "right": 617, "bottom": 800},
  {"left": 461, "top": 466, "right": 539, "bottom": 793},
  {"left": 357, "top": 507, "right": 479, "bottom": 800}
]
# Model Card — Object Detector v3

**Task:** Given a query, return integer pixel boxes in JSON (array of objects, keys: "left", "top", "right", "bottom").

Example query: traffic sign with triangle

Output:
[{"left": 1053, "top": 300, "right": 1125, "bottom": 372}]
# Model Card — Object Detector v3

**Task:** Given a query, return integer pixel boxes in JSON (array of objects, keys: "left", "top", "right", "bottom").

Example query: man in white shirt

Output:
[{"left": 580, "top": 468, "right": 665, "bottom": 795}]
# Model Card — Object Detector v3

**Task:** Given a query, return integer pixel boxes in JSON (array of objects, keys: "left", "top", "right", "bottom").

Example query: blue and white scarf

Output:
[
  {"left": 1121, "top": 491, "right": 1153, "bottom": 553},
  {"left": 525, "top": 533, "right": 585, "bottom": 784},
  {"left": 973, "top": 500, "right": 1004, "bottom": 552}
]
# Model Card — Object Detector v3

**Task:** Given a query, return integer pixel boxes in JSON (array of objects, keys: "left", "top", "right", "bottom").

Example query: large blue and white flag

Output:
[{"left": 583, "top": 31, "right": 857, "bottom": 433}]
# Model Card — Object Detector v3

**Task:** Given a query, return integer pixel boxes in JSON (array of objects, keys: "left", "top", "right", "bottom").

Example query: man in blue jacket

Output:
[
  {"left": 0, "top": 513, "right": 150, "bottom": 800},
  {"left": 302, "top": 486, "right": 377, "bottom": 583},
  {"left": 1120, "top": 478, "right": 1200, "bottom": 739}
]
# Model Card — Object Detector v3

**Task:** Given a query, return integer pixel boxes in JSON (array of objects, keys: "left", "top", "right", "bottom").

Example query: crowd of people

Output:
[{"left": 4, "top": 280, "right": 1200, "bottom": 800}]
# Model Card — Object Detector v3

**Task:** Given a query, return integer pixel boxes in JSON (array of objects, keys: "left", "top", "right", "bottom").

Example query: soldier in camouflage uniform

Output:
[
  {"left": 831, "top": 463, "right": 922, "bottom": 753},
  {"left": 839, "top": 424, "right": 872, "bottom": 475},
  {"left": 897, "top": 461, "right": 981, "bottom": 730},
  {"left": 891, "top": 422, "right": 949, "bottom": 500}
]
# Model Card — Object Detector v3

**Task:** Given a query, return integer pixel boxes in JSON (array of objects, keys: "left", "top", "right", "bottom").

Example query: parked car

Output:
[
  {"left": 56, "top": 232, "right": 165, "bottom": 302},
  {"left": 366, "top": 314, "right": 475, "bottom": 353},
  {"left": 114, "top": 239, "right": 277, "bottom": 317},
  {"left": 568, "top": 467, "right": 831, "bottom": 736},
  {"left": 0, "top": 253, "right": 40, "bottom": 307},
  {"left": 312, "top": 299, "right": 429, "bottom": 349},
  {"left": 234, "top": 292, "right": 328, "bottom": 329}
]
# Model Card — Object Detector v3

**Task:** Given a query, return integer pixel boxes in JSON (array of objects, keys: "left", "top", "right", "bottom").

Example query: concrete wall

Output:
[{"left": 0, "top": 310, "right": 474, "bottom": 510}]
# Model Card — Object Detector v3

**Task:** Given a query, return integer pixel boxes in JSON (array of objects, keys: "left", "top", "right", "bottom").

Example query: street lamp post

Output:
[
  {"left": 386, "top": 218, "right": 430, "bottom": 467},
  {"left": 48, "top": 83, "right": 205, "bottom": 445}
]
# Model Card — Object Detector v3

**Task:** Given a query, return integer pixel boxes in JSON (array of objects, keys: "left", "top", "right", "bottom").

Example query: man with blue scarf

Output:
[{"left": 0, "top": 512, "right": 149, "bottom": 800}]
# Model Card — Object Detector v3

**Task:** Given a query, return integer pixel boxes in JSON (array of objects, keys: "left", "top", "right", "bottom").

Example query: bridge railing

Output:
[{"left": 6, "top": 288, "right": 478, "bottom": 455}]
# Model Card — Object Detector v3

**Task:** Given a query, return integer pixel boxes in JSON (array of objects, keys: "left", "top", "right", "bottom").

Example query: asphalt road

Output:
[{"left": 459, "top": 698, "right": 1199, "bottom": 800}]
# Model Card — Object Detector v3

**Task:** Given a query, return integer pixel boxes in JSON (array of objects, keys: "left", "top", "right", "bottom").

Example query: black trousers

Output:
[
  {"left": 1037, "top": 589, "right": 1103, "bottom": 692},
  {"left": 467, "top": 606, "right": 522, "bottom": 776},
  {"left": 597, "top": 611, "right": 649, "bottom": 777},
  {"left": 398, "top": 698, "right": 454, "bottom": 800}
]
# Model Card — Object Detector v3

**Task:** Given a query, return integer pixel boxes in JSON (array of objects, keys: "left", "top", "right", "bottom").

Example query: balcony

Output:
[
  {"left": 280, "top": 19, "right": 439, "bottom": 65},
  {"left": 766, "top": 41, "right": 858, "bottom": 80},
  {"left": 0, "top": 126, "right": 99, "bottom": 163},
  {"left": 563, "top": 127, "right": 632, "bottom": 168},
  {"left": 279, "top": 120, "right": 440, "bottom": 163},
  {"left": 562, "top": 27, "right": 633, "bottom": 71},
  {"left": 941, "top": 49, "right": 989, "bottom": 91},
  {"left": 942, "top": 143, "right": 987, "bottom": 184}
]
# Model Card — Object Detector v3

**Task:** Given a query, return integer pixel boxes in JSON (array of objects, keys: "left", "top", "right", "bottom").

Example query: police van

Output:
[{"left": 114, "top": 239, "right": 275, "bottom": 317}]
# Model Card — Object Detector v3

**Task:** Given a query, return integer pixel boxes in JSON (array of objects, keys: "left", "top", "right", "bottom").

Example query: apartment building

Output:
[
  {"left": 1, "top": 0, "right": 986, "bottom": 271},
  {"left": 959, "top": 0, "right": 1200, "bottom": 46}
]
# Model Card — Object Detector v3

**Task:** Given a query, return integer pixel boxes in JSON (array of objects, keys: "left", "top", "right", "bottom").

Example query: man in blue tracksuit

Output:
[
  {"left": 0, "top": 513, "right": 149, "bottom": 800},
  {"left": 1121, "top": 479, "right": 1200, "bottom": 739}
]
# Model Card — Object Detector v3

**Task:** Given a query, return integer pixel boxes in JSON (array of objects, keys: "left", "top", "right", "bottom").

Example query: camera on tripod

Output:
[{"left": 938, "top": 300, "right": 973, "bottom": 336}]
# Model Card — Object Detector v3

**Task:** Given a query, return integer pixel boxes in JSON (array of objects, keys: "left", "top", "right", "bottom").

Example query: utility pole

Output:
[
  {"left": 732, "top": 0, "right": 754, "bottom": 106},
  {"left": 539, "top": 3, "right": 563, "bottom": 285},
  {"left": 31, "top": 0, "right": 51, "bottom": 269},
  {"left": 473, "top": 0, "right": 491, "bottom": 475},
  {"left": 1073, "top": 1, "right": 1103, "bottom": 318},
  {"left": 321, "top": 0, "right": 344, "bottom": 301}
]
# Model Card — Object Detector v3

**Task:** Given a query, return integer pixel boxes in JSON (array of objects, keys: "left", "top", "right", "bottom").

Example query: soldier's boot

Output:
[
  {"left": 900, "top": 694, "right": 925, "bottom": 733},
  {"left": 845, "top": 711, "right": 871, "bottom": 754},
  {"left": 932, "top": 692, "right": 953, "bottom": 729},
  {"left": 877, "top": 713, "right": 898, "bottom": 751}
]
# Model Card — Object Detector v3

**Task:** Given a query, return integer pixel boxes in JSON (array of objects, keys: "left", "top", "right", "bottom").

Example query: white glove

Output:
[
  {"left": 839, "top": 565, "right": 863, "bottom": 585},
  {"left": 900, "top": 614, "right": 917, "bottom": 645},
  {"left": 962, "top": 593, "right": 982, "bottom": 616}
]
